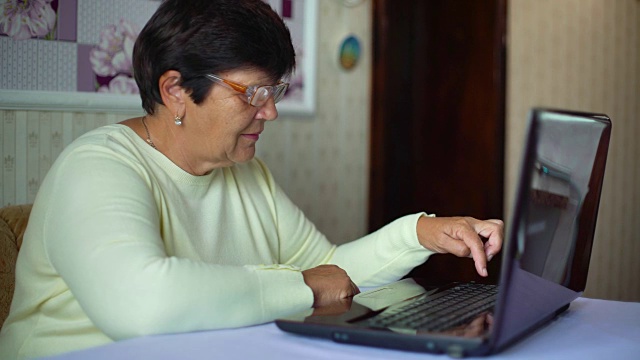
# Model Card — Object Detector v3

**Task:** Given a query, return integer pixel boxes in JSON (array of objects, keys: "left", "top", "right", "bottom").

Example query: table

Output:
[{"left": 45, "top": 297, "right": 640, "bottom": 360}]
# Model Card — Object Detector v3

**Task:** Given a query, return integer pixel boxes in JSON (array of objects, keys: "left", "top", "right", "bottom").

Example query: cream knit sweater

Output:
[{"left": 0, "top": 125, "right": 432, "bottom": 359}]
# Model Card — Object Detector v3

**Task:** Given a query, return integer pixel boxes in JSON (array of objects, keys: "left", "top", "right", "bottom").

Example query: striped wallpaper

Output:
[{"left": 507, "top": 0, "right": 640, "bottom": 301}]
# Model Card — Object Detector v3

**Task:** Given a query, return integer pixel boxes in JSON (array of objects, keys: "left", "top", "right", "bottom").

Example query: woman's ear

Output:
[{"left": 158, "top": 70, "right": 187, "bottom": 117}]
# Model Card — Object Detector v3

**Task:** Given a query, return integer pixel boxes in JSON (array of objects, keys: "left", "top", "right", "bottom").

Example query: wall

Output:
[
  {"left": 0, "top": 0, "right": 373, "bottom": 244},
  {"left": 507, "top": 0, "right": 640, "bottom": 301}
]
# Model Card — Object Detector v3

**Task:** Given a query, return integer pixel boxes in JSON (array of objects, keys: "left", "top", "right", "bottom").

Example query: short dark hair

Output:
[{"left": 133, "top": 0, "right": 296, "bottom": 114}]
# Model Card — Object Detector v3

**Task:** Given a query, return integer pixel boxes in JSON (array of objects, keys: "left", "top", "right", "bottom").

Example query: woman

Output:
[{"left": 0, "top": 0, "right": 503, "bottom": 358}]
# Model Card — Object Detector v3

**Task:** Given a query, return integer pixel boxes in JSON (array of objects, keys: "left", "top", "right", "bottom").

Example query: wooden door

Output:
[{"left": 370, "top": 0, "right": 507, "bottom": 284}]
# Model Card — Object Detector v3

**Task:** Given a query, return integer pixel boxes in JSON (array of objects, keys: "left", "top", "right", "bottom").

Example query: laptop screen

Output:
[{"left": 494, "top": 108, "right": 611, "bottom": 348}]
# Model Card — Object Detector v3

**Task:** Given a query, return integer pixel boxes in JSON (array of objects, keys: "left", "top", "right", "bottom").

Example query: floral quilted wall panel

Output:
[
  {"left": 0, "top": 0, "right": 159, "bottom": 95},
  {"left": 0, "top": 0, "right": 316, "bottom": 114}
]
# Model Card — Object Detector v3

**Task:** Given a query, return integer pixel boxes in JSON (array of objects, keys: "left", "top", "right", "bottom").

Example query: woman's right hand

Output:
[{"left": 302, "top": 265, "right": 360, "bottom": 308}]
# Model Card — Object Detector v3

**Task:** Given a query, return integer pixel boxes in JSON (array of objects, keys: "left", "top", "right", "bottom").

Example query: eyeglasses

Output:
[{"left": 205, "top": 74, "right": 289, "bottom": 107}]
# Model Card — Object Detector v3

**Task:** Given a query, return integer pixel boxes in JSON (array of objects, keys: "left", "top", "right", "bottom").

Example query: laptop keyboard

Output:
[{"left": 363, "top": 283, "right": 498, "bottom": 332}]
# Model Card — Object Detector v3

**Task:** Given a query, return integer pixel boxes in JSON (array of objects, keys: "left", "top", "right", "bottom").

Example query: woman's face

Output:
[{"left": 181, "top": 68, "right": 280, "bottom": 172}]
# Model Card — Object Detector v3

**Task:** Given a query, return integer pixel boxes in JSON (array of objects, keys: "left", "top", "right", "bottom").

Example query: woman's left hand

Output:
[{"left": 416, "top": 216, "right": 504, "bottom": 277}]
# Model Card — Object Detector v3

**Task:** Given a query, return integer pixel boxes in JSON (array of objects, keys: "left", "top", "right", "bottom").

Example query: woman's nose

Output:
[{"left": 256, "top": 97, "right": 279, "bottom": 121}]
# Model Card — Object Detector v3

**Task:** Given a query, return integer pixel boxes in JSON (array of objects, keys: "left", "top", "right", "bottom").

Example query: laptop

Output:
[{"left": 275, "top": 108, "right": 612, "bottom": 357}]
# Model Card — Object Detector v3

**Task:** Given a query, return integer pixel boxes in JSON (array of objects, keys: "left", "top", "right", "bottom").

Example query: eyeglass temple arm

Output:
[{"left": 206, "top": 74, "right": 248, "bottom": 93}]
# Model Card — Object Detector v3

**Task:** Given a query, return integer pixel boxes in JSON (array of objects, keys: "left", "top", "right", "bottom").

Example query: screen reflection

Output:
[{"left": 496, "top": 110, "right": 611, "bottom": 348}]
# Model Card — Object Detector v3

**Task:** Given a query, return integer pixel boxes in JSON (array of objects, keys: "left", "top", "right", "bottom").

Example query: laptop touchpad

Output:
[{"left": 354, "top": 278, "right": 432, "bottom": 311}]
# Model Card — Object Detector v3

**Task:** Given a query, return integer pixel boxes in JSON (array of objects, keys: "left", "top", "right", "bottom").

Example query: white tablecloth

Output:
[{"left": 45, "top": 297, "right": 640, "bottom": 360}]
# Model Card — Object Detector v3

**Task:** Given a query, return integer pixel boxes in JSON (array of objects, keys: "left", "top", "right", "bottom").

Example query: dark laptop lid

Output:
[
  {"left": 492, "top": 108, "right": 611, "bottom": 350},
  {"left": 276, "top": 108, "right": 612, "bottom": 357}
]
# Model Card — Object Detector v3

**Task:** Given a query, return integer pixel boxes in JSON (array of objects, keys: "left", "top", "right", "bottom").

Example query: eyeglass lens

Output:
[{"left": 250, "top": 84, "right": 288, "bottom": 106}]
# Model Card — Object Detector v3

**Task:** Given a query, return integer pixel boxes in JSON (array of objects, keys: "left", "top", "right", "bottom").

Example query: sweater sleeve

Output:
[
  {"left": 331, "top": 213, "right": 435, "bottom": 287},
  {"left": 255, "top": 160, "right": 434, "bottom": 287},
  {"left": 43, "top": 146, "right": 313, "bottom": 340}
]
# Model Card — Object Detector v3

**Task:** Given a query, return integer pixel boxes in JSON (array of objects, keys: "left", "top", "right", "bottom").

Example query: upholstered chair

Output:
[{"left": 0, "top": 204, "right": 32, "bottom": 328}]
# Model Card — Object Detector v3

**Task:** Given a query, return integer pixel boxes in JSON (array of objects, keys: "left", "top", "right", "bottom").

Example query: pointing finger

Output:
[{"left": 454, "top": 224, "right": 488, "bottom": 277}]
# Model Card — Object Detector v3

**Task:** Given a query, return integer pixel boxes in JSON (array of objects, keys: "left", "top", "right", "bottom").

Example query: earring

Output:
[{"left": 174, "top": 115, "right": 182, "bottom": 126}]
